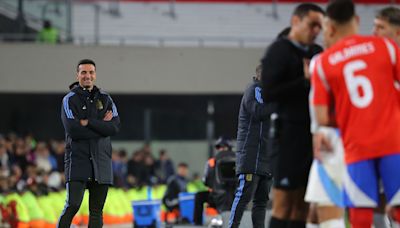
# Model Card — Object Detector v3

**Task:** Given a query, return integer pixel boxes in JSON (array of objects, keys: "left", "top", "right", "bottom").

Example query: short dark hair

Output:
[
  {"left": 77, "top": 59, "right": 96, "bottom": 72},
  {"left": 327, "top": 0, "right": 355, "bottom": 25},
  {"left": 293, "top": 3, "right": 324, "bottom": 19},
  {"left": 376, "top": 7, "right": 400, "bottom": 26},
  {"left": 159, "top": 149, "right": 167, "bottom": 156},
  {"left": 43, "top": 20, "right": 51, "bottom": 29},
  {"left": 178, "top": 162, "right": 188, "bottom": 168}
]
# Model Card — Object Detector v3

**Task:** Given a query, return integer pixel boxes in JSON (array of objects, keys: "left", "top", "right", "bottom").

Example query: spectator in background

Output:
[
  {"left": 24, "top": 134, "right": 37, "bottom": 151},
  {"left": 155, "top": 149, "right": 175, "bottom": 184},
  {"left": 142, "top": 154, "right": 157, "bottom": 185},
  {"left": 193, "top": 137, "right": 236, "bottom": 226},
  {"left": 141, "top": 143, "right": 152, "bottom": 155},
  {"left": 37, "top": 20, "right": 60, "bottom": 44},
  {"left": 188, "top": 173, "right": 207, "bottom": 193},
  {"left": 0, "top": 137, "right": 11, "bottom": 177},
  {"left": 0, "top": 175, "right": 9, "bottom": 194},
  {"left": 127, "top": 150, "right": 146, "bottom": 187},
  {"left": 21, "top": 162, "right": 39, "bottom": 192},
  {"left": 34, "top": 142, "right": 57, "bottom": 173},
  {"left": 3, "top": 135, "right": 14, "bottom": 155},
  {"left": 8, "top": 165, "right": 23, "bottom": 192},
  {"left": 10, "top": 138, "right": 29, "bottom": 173},
  {"left": 163, "top": 162, "right": 189, "bottom": 212},
  {"left": 47, "top": 171, "right": 63, "bottom": 191},
  {"left": 112, "top": 149, "right": 128, "bottom": 188},
  {"left": 52, "top": 140, "right": 65, "bottom": 173},
  {"left": 19, "top": 137, "right": 35, "bottom": 164}
]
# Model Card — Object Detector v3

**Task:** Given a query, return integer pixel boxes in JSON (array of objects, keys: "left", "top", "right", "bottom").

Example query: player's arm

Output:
[
  {"left": 87, "top": 95, "right": 121, "bottom": 137},
  {"left": 310, "top": 57, "right": 332, "bottom": 126},
  {"left": 61, "top": 96, "right": 102, "bottom": 140},
  {"left": 314, "top": 105, "right": 329, "bottom": 126},
  {"left": 310, "top": 59, "right": 333, "bottom": 159}
]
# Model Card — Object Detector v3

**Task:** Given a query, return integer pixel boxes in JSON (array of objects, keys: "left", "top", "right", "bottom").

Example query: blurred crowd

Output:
[{"left": 0, "top": 132, "right": 185, "bottom": 196}]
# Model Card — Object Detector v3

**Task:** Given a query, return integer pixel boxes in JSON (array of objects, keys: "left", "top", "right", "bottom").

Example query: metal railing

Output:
[
  {"left": 0, "top": 0, "right": 280, "bottom": 47},
  {"left": 0, "top": 33, "right": 274, "bottom": 47},
  {"left": 0, "top": 0, "right": 72, "bottom": 41},
  {"left": 72, "top": 35, "right": 274, "bottom": 48}
]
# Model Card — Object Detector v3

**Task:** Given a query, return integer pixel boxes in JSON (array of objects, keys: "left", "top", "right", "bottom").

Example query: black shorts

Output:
[{"left": 268, "top": 120, "right": 312, "bottom": 190}]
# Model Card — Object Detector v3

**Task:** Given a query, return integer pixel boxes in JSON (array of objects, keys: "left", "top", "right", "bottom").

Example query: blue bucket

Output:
[
  {"left": 132, "top": 200, "right": 161, "bottom": 228},
  {"left": 178, "top": 192, "right": 196, "bottom": 224}
]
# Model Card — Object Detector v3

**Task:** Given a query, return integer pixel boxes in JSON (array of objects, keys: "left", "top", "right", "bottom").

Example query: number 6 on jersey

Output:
[{"left": 343, "top": 60, "right": 373, "bottom": 108}]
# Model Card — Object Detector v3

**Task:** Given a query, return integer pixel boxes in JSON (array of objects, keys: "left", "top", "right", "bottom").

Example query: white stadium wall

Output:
[{"left": 0, "top": 44, "right": 263, "bottom": 94}]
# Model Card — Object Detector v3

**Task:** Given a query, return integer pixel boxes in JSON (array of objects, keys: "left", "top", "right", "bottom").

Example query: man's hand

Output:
[
  {"left": 313, "top": 132, "right": 332, "bottom": 161},
  {"left": 80, "top": 119, "right": 88, "bottom": 126},
  {"left": 103, "top": 110, "right": 113, "bottom": 121},
  {"left": 303, "top": 58, "right": 311, "bottom": 80}
]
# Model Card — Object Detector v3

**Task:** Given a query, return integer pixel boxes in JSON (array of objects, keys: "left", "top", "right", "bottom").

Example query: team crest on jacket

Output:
[
  {"left": 246, "top": 174, "right": 253, "bottom": 182},
  {"left": 96, "top": 100, "right": 103, "bottom": 110}
]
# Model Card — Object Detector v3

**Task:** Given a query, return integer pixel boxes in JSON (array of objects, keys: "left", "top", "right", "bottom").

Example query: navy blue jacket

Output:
[
  {"left": 61, "top": 85, "right": 120, "bottom": 184},
  {"left": 236, "top": 79, "right": 273, "bottom": 176},
  {"left": 162, "top": 174, "right": 188, "bottom": 210}
]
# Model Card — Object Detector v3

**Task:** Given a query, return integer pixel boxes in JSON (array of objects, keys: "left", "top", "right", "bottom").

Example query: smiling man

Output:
[{"left": 58, "top": 59, "right": 121, "bottom": 228}]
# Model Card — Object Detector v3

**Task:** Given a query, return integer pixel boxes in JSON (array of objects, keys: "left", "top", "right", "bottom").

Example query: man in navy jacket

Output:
[
  {"left": 228, "top": 65, "right": 274, "bottom": 228},
  {"left": 58, "top": 59, "right": 120, "bottom": 228}
]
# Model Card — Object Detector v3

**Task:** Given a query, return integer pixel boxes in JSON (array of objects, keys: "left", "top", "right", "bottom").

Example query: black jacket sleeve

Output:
[
  {"left": 162, "top": 177, "right": 181, "bottom": 209},
  {"left": 203, "top": 161, "right": 214, "bottom": 188},
  {"left": 261, "top": 40, "right": 309, "bottom": 102},
  {"left": 243, "top": 83, "right": 269, "bottom": 121},
  {"left": 87, "top": 117, "right": 120, "bottom": 137},
  {"left": 87, "top": 95, "right": 121, "bottom": 137},
  {"left": 61, "top": 97, "right": 102, "bottom": 140}
]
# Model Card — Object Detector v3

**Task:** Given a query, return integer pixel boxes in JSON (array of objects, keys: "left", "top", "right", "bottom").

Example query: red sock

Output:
[
  {"left": 391, "top": 207, "right": 400, "bottom": 223},
  {"left": 349, "top": 208, "right": 373, "bottom": 228}
]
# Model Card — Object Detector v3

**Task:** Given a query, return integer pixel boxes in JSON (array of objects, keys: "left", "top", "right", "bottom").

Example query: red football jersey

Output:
[{"left": 312, "top": 35, "right": 400, "bottom": 164}]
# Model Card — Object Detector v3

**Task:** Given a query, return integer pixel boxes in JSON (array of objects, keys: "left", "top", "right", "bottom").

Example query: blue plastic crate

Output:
[
  {"left": 178, "top": 192, "right": 196, "bottom": 224},
  {"left": 132, "top": 200, "right": 161, "bottom": 228}
]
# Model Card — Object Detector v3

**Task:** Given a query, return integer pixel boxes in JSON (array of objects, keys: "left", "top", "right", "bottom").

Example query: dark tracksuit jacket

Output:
[
  {"left": 236, "top": 78, "right": 274, "bottom": 176},
  {"left": 61, "top": 85, "right": 120, "bottom": 185},
  {"left": 228, "top": 79, "right": 274, "bottom": 228},
  {"left": 162, "top": 174, "right": 188, "bottom": 211}
]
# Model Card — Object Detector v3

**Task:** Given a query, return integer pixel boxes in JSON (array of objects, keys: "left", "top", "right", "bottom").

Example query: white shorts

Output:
[{"left": 304, "top": 127, "right": 346, "bottom": 207}]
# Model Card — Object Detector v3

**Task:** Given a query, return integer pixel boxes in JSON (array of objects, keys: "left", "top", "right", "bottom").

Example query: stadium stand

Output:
[
  {"left": 0, "top": 0, "right": 393, "bottom": 46},
  {"left": 71, "top": 1, "right": 388, "bottom": 47}
]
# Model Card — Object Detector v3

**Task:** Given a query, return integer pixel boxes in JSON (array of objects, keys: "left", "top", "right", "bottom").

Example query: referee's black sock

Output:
[
  {"left": 269, "top": 217, "right": 288, "bottom": 228},
  {"left": 288, "top": 220, "right": 306, "bottom": 228}
]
